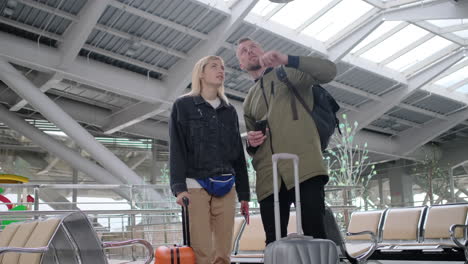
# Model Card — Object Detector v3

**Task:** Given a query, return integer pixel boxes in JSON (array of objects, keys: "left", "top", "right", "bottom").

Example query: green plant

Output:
[
  {"left": 246, "top": 157, "right": 258, "bottom": 206},
  {"left": 411, "top": 147, "right": 451, "bottom": 205},
  {"left": 160, "top": 163, "right": 170, "bottom": 184},
  {"left": 324, "top": 114, "right": 377, "bottom": 187}
]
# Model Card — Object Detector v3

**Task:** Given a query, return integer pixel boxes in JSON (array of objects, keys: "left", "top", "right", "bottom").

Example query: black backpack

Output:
[{"left": 275, "top": 66, "right": 340, "bottom": 151}]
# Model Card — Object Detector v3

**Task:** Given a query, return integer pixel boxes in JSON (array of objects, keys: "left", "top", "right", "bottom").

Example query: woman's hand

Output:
[
  {"left": 240, "top": 200, "right": 250, "bottom": 224},
  {"left": 176, "top": 191, "right": 190, "bottom": 206}
]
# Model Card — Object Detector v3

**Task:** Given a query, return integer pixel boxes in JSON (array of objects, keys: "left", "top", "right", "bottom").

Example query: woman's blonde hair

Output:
[{"left": 184, "top": 55, "right": 229, "bottom": 104}]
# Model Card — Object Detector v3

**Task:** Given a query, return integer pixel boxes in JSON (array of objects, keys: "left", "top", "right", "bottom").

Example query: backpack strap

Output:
[{"left": 275, "top": 66, "right": 314, "bottom": 122}]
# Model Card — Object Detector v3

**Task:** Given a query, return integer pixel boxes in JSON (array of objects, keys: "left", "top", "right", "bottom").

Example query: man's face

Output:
[{"left": 236, "top": 40, "right": 265, "bottom": 71}]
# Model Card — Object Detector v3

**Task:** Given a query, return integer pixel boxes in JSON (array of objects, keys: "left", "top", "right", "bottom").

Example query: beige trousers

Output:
[{"left": 187, "top": 187, "right": 236, "bottom": 264}]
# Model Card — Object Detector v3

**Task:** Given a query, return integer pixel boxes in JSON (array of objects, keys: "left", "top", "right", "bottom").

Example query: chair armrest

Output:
[
  {"left": 345, "top": 231, "right": 378, "bottom": 264},
  {"left": 103, "top": 239, "right": 154, "bottom": 264},
  {"left": 0, "top": 246, "right": 48, "bottom": 255},
  {"left": 449, "top": 224, "right": 468, "bottom": 261}
]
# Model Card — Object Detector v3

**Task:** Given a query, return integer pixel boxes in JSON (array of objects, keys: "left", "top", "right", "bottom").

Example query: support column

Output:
[
  {"left": 388, "top": 161, "right": 414, "bottom": 207},
  {"left": 72, "top": 165, "right": 78, "bottom": 210},
  {"left": 151, "top": 142, "right": 159, "bottom": 185}
]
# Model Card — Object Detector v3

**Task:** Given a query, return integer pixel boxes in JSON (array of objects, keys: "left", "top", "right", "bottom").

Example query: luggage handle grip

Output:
[
  {"left": 272, "top": 153, "right": 299, "bottom": 163},
  {"left": 272, "top": 153, "right": 302, "bottom": 241},
  {"left": 182, "top": 197, "right": 190, "bottom": 246}
]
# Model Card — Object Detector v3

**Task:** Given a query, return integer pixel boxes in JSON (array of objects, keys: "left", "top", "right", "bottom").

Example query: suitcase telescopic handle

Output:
[
  {"left": 272, "top": 153, "right": 303, "bottom": 241},
  {"left": 182, "top": 197, "right": 191, "bottom": 246}
]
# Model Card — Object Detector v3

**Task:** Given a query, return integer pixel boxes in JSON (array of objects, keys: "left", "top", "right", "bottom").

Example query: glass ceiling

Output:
[
  {"left": 251, "top": 0, "right": 466, "bottom": 95},
  {"left": 453, "top": 30, "right": 468, "bottom": 38},
  {"left": 252, "top": 0, "right": 460, "bottom": 75},
  {"left": 435, "top": 65, "right": 468, "bottom": 87},
  {"left": 456, "top": 84, "right": 468, "bottom": 94},
  {"left": 252, "top": 0, "right": 468, "bottom": 97},
  {"left": 427, "top": 19, "right": 468, "bottom": 29},
  {"left": 360, "top": 24, "right": 427, "bottom": 63},
  {"left": 302, "top": 0, "right": 373, "bottom": 41},
  {"left": 252, "top": 0, "right": 373, "bottom": 42},
  {"left": 433, "top": 58, "right": 468, "bottom": 94},
  {"left": 386, "top": 36, "right": 452, "bottom": 71},
  {"left": 269, "top": 0, "right": 331, "bottom": 29},
  {"left": 351, "top": 21, "right": 402, "bottom": 52}
]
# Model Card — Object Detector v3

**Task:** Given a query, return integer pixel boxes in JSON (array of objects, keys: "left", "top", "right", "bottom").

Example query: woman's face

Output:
[{"left": 201, "top": 59, "right": 225, "bottom": 87}]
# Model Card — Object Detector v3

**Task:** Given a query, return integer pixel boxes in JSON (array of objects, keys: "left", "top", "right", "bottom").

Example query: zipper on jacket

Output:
[{"left": 260, "top": 78, "right": 275, "bottom": 155}]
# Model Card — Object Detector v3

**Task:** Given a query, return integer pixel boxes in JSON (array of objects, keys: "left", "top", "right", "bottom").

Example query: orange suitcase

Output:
[{"left": 155, "top": 197, "right": 196, "bottom": 264}]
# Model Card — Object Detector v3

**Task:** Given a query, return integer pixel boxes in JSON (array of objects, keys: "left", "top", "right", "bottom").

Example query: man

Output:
[{"left": 236, "top": 37, "right": 337, "bottom": 245}]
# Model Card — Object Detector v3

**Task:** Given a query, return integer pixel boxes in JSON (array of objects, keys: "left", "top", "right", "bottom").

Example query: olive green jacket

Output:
[{"left": 243, "top": 56, "right": 337, "bottom": 202}]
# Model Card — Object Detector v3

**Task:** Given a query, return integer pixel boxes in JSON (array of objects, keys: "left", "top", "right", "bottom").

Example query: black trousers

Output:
[{"left": 259, "top": 175, "right": 328, "bottom": 245}]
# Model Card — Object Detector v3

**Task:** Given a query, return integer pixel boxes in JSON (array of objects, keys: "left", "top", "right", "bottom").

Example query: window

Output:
[
  {"left": 270, "top": 0, "right": 332, "bottom": 29},
  {"left": 435, "top": 65, "right": 468, "bottom": 87},
  {"left": 427, "top": 19, "right": 468, "bottom": 28},
  {"left": 386, "top": 36, "right": 453, "bottom": 71},
  {"left": 301, "top": 0, "right": 373, "bottom": 42},
  {"left": 251, "top": 0, "right": 282, "bottom": 17},
  {"left": 351, "top": 21, "right": 402, "bottom": 53},
  {"left": 453, "top": 30, "right": 468, "bottom": 39},
  {"left": 455, "top": 83, "right": 468, "bottom": 94},
  {"left": 360, "top": 24, "right": 427, "bottom": 63}
]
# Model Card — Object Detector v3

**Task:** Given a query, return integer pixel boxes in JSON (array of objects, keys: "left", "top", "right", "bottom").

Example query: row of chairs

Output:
[
  {"left": 229, "top": 203, "right": 468, "bottom": 264},
  {"left": 0, "top": 211, "right": 154, "bottom": 264},
  {"left": 345, "top": 203, "right": 468, "bottom": 263},
  {"left": 1, "top": 204, "right": 466, "bottom": 263}
]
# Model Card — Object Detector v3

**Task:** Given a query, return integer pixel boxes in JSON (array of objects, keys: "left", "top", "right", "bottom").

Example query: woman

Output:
[{"left": 169, "top": 55, "right": 250, "bottom": 264}]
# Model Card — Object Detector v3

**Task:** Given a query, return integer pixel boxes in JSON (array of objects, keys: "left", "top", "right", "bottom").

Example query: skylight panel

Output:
[
  {"left": 351, "top": 21, "right": 402, "bottom": 53},
  {"left": 301, "top": 0, "right": 373, "bottom": 42},
  {"left": 435, "top": 66, "right": 468, "bottom": 87},
  {"left": 455, "top": 83, "right": 468, "bottom": 94},
  {"left": 386, "top": 36, "right": 453, "bottom": 71},
  {"left": 427, "top": 19, "right": 468, "bottom": 28},
  {"left": 453, "top": 30, "right": 468, "bottom": 38},
  {"left": 360, "top": 24, "right": 427, "bottom": 63},
  {"left": 270, "top": 0, "right": 331, "bottom": 29},
  {"left": 251, "top": 0, "right": 282, "bottom": 17}
]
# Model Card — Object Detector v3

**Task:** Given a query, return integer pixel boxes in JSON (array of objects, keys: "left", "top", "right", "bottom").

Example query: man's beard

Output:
[{"left": 246, "top": 64, "right": 261, "bottom": 71}]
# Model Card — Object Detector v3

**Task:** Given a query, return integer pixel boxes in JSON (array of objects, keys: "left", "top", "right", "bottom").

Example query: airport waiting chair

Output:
[{"left": 0, "top": 211, "right": 154, "bottom": 264}]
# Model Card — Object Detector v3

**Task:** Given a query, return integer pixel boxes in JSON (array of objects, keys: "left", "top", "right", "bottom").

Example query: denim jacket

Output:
[{"left": 169, "top": 95, "right": 250, "bottom": 201}]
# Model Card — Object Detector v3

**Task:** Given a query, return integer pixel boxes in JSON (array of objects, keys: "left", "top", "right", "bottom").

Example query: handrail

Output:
[
  {"left": 0, "top": 205, "right": 357, "bottom": 217},
  {"left": 103, "top": 239, "right": 154, "bottom": 264},
  {"left": 0, "top": 209, "right": 184, "bottom": 216},
  {"left": 0, "top": 246, "right": 48, "bottom": 255},
  {"left": 0, "top": 183, "right": 364, "bottom": 190}
]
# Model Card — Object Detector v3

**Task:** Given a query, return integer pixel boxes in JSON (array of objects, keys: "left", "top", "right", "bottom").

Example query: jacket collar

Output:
[
  {"left": 193, "top": 95, "right": 228, "bottom": 108},
  {"left": 254, "top": 67, "right": 273, "bottom": 83}
]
